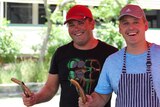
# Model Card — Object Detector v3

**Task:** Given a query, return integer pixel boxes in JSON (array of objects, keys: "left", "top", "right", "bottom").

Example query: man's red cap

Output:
[
  {"left": 118, "top": 4, "right": 147, "bottom": 21},
  {"left": 64, "top": 5, "right": 93, "bottom": 24}
]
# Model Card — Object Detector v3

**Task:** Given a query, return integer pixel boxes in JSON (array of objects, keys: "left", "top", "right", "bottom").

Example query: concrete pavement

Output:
[
  {"left": 0, "top": 95, "right": 60, "bottom": 107},
  {"left": 0, "top": 93, "right": 116, "bottom": 107}
]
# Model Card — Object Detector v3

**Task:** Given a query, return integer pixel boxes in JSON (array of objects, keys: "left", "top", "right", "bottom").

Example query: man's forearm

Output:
[
  {"left": 90, "top": 92, "right": 112, "bottom": 107},
  {"left": 35, "top": 85, "right": 58, "bottom": 104}
]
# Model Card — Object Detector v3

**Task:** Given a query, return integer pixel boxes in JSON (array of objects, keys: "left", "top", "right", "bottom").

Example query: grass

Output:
[{"left": 0, "top": 60, "right": 49, "bottom": 84}]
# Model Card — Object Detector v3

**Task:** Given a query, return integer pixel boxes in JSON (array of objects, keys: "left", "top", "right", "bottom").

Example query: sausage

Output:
[
  {"left": 70, "top": 79, "right": 86, "bottom": 103},
  {"left": 11, "top": 78, "right": 32, "bottom": 97}
]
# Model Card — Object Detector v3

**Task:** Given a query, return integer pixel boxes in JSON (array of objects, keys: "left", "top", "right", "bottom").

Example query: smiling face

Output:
[
  {"left": 119, "top": 15, "right": 148, "bottom": 47},
  {"left": 67, "top": 18, "right": 95, "bottom": 48}
]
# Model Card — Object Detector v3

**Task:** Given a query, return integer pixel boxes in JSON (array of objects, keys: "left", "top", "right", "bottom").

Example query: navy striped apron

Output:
[{"left": 115, "top": 46, "right": 160, "bottom": 107}]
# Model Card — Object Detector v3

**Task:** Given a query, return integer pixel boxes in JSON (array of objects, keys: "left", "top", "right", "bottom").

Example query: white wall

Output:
[
  {"left": 9, "top": 26, "right": 46, "bottom": 54},
  {"left": 146, "top": 29, "right": 160, "bottom": 45}
]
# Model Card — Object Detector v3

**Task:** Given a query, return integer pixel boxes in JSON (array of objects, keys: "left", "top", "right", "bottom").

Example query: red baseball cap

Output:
[
  {"left": 118, "top": 4, "right": 147, "bottom": 21},
  {"left": 64, "top": 5, "right": 93, "bottom": 24}
]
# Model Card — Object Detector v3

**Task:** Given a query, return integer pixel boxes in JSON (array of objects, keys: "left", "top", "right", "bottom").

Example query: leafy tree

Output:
[
  {"left": 39, "top": 0, "right": 75, "bottom": 62},
  {"left": 91, "top": 0, "right": 134, "bottom": 49},
  {"left": 0, "top": 18, "right": 20, "bottom": 63}
]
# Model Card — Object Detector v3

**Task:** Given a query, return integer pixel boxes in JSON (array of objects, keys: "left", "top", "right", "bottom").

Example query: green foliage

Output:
[
  {"left": 0, "top": 18, "right": 20, "bottom": 63},
  {"left": 45, "top": 25, "right": 71, "bottom": 62},
  {"left": 50, "top": 1, "right": 76, "bottom": 24},
  {"left": 96, "top": 22, "right": 124, "bottom": 49},
  {"left": 90, "top": 0, "right": 134, "bottom": 49},
  {"left": 92, "top": 0, "right": 121, "bottom": 21},
  {"left": 0, "top": 61, "right": 48, "bottom": 84}
]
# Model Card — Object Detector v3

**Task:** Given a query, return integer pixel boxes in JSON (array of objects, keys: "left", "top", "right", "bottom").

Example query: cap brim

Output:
[
  {"left": 64, "top": 16, "right": 86, "bottom": 24},
  {"left": 118, "top": 13, "right": 142, "bottom": 20}
]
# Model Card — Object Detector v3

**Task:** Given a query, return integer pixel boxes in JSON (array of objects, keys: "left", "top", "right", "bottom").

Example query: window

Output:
[
  {"left": 38, "top": 4, "right": 56, "bottom": 24},
  {"left": 38, "top": 4, "right": 46, "bottom": 24},
  {"left": 5, "top": 3, "right": 32, "bottom": 24},
  {"left": 4, "top": 2, "right": 56, "bottom": 25},
  {"left": 145, "top": 10, "right": 160, "bottom": 28}
]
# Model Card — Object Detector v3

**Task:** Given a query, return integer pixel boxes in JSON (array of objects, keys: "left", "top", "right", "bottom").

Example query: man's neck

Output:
[
  {"left": 74, "top": 38, "right": 98, "bottom": 50},
  {"left": 126, "top": 41, "right": 150, "bottom": 55}
]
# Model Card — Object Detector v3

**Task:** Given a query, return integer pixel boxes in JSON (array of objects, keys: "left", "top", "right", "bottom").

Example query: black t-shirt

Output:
[{"left": 49, "top": 40, "right": 118, "bottom": 107}]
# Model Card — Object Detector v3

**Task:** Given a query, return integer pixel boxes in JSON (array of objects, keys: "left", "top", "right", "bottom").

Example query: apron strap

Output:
[
  {"left": 122, "top": 48, "right": 127, "bottom": 73},
  {"left": 146, "top": 46, "right": 152, "bottom": 72}
]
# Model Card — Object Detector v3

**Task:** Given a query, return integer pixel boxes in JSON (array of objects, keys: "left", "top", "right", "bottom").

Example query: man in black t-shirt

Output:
[{"left": 22, "top": 5, "right": 118, "bottom": 107}]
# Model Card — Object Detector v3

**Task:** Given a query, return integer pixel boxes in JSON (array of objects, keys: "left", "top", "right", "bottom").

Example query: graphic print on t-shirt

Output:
[{"left": 67, "top": 58, "right": 101, "bottom": 94}]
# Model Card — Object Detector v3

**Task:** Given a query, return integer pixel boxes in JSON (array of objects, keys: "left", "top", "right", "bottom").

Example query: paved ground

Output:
[
  {"left": 0, "top": 93, "right": 116, "bottom": 107},
  {"left": 0, "top": 95, "right": 60, "bottom": 107}
]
